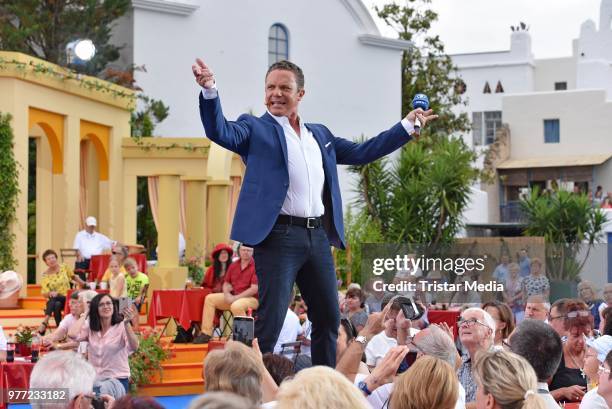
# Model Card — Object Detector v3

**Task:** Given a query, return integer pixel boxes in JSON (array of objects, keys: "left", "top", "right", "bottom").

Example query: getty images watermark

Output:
[
  {"left": 359, "top": 244, "right": 518, "bottom": 301},
  {"left": 369, "top": 253, "right": 503, "bottom": 293}
]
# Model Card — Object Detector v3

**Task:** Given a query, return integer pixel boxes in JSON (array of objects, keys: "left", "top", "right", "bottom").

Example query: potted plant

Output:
[
  {"left": 182, "top": 252, "right": 205, "bottom": 286},
  {"left": 128, "top": 328, "right": 171, "bottom": 392},
  {"left": 14, "top": 325, "right": 35, "bottom": 356}
]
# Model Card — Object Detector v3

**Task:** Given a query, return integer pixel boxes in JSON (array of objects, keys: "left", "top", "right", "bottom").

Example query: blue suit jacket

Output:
[{"left": 199, "top": 93, "right": 412, "bottom": 249}]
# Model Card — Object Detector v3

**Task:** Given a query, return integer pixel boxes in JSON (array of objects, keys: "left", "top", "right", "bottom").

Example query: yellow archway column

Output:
[
  {"left": 205, "top": 143, "right": 233, "bottom": 251},
  {"left": 149, "top": 174, "right": 187, "bottom": 291},
  {"left": 207, "top": 180, "right": 232, "bottom": 250},
  {"left": 62, "top": 115, "right": 80, "bottom": 252},
  {"left": 183, "top": 178, "right": 209, "bottom": 260}
]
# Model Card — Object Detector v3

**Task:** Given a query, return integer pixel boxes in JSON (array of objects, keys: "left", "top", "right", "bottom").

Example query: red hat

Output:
[{"left": 210, "top": 243, "right": 233, "bottom": 261}]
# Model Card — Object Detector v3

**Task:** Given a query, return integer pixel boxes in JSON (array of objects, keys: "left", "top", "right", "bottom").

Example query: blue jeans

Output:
[{"left": 253, "top": 223, "right": 340, "bottom": 367}]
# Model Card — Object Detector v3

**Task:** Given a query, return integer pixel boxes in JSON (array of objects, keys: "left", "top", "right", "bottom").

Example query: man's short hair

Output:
[
  {"left": 266, "top": 60, "right": 305, "bottom": 89},
  {"left": 551, "top": 298, "right": 569, "bottom": 316},
  {"left": 509, "top": 319, "right": 562, "bottom": 382},
  {"left": 29, "top": 350, "right": 96, "bottom": 409},
  {"left": 418, "top": 325, "right": 457, "bottom": 367}
]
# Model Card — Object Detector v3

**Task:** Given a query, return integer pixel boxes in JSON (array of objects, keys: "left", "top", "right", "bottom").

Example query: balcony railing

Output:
[{"left": 500, "top": 202, "right": 526, "bottom": 223}]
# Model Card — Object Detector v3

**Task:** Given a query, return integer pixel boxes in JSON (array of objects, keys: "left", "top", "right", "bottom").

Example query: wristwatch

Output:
[
  {"left": 358, "top": 380, "right": 372, "bottom": 396},
  {"left": 354, "top": 335, "right": 368, "bottom": 346}
]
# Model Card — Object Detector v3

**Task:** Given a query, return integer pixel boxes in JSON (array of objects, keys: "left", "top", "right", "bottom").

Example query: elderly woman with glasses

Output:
[
  {"left": 457, "top": 307, "right": 496, "bottom": 404},
  {"left": 595, "top": 350, "right": 612, "bottom": 408},
  {"left": 68, "top": 293, "right": 139, "bottom": 395},
  {"left": 550, "top": 299, "right": 593, "bottom": 403}
]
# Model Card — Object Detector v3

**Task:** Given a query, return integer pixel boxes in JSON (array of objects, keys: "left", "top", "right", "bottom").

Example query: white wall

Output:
[
  {"left": 533, "top": 57, "right": 576, "bottom": 91},
  {"left": 502, "top": 89, "right": 612, "bottom": 159}
]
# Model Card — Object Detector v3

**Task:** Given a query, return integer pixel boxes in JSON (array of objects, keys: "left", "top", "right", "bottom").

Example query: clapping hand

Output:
[{"left": 192, "top": 58, "right": 215, "bottom": 89}]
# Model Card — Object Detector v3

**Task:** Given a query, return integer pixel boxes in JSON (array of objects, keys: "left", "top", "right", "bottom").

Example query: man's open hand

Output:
[{"left": 192, "top": 58, "right": 215, "bottom": 89}]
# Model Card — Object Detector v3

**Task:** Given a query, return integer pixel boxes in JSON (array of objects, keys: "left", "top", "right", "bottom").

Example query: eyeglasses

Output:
[
  {"left": 98, "top": 302, "right": 113, "bottom": 307},
  {"left": 567, "top": 310, "right": 591, "bottom": 318},
  {"left": 549, "top": 315, "right": 566, "bottom": 321},
  {"left": 457, "top": 317, "right": 490, "bottom": 329},
  {"left": 406, "top": 336, "right": 424, "bottom": 353},
  {"left": 598, "top": 365, "right": 611, "bottom": 375}
]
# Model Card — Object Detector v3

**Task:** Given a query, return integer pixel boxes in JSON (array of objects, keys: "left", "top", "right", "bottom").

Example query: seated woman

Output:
[
  {"left": 69, "top": 293, "right": 139, "bottom": 395},
  {"left": 0, "top": 270, "right": 23, "bottom": 309},
  {"left": 342, "top": 287, "right": 368, "bottom": 333},
  {"left": 99, "top": 245, "right": 128, "bottom": 288},
  {"left": 201, "top": 243, "right": 233, "bottom": 292},
  {"left": 550, "top": 299, "right": 592, "bottom": 403},
  {"left": 39, "top": 249, "right": 75, "bottom": 335},
  {"left": 42, "top": 290, "right": 83, "bottom": 351}
]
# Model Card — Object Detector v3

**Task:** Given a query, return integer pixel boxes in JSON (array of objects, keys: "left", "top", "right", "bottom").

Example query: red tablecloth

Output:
[
  {"left": 147, "top": 288, "right": 211, "bottom": 329},
  {"left": 0, "top": 362, "right": 35, "bottom": 408},
  {"left": 63, "top": 289, "right": 109, "bottom": 314},
  {"left": 89, "top": 253, "right": 147, "bottom": 282},
  {"left": 427, "top": 309, "right": 461, "bottom": 339}
]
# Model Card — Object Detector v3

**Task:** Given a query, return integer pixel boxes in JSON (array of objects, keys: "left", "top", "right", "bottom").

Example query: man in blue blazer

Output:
[{"left": 192, "top": 58, "right": 437, "bottom": 366}]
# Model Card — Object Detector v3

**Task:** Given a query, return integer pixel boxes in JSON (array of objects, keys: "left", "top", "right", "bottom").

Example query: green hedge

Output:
[{"left": 0, "top": 113, "right": 19, "bottom": 271}]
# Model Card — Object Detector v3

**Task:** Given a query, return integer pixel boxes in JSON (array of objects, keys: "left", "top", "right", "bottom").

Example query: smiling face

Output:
[
  {"left": 264, "top": 69, "right": 304, "bottom": 118},
  {"left": 44, "top": 253, "right": 58, "bottom": 268},
  {"left": 97, "top": 295, "right": 114, "bottom": 319}
]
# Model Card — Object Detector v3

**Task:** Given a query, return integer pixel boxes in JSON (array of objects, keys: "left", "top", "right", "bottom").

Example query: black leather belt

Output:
[{"left": 276, "top": 215, "right": 323, "bottom": 229}]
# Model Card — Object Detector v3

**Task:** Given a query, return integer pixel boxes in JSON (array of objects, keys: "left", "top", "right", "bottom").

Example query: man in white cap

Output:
[{"left": 72, "top": 216, "right": 115, "bottom": 276}]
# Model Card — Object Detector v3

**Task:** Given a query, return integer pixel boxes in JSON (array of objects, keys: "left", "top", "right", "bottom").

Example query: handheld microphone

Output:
[{"left": 411, "top": 94, "right": 429, "bottom": 135}]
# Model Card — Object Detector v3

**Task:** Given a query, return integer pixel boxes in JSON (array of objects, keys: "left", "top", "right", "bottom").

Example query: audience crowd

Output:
[{"left": 4, "top": 217, "right": 612, "bottom": 409}]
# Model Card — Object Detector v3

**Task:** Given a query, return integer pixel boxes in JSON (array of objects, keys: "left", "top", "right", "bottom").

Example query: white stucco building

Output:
[
  {"left": 111, "top": 0, "right": 412, "bottom": 203},
  {"left": 451, "top": 0, "right": 612, "bottom": 225}
]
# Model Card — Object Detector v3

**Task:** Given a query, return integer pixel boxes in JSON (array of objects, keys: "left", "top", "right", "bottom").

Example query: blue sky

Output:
[{"left": 363, "top": 0, "right": 602, "bottom": 58}]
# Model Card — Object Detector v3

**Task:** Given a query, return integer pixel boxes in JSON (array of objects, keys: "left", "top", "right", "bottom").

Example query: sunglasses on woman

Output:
[{"left": 566, "top": 310, "right": 591, "bottom": 318}]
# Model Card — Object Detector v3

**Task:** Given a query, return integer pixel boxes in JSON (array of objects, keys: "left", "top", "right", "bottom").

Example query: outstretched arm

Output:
[
  {"left": 193, "top": 58, "right": 251, "bottom": 156},
  {"left": 334, "top": 108, "right": 437, "bottom": 165}
]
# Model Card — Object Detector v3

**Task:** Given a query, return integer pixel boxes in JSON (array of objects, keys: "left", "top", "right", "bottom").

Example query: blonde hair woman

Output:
[
  {"left": 473, "top": 349, "right": 545, "bottom": 409},
  {"left": 204, "top": 341, "right": 263, "bottom": 405},
  {"left": 390, "top": 356, "right": 458, "bottom": 409},
  {"left": 276, "top": 366, "right": 369, "bottom": 409}
]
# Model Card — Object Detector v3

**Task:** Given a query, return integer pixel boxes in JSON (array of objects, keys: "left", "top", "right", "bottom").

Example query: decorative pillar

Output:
[
  {"left": 149, "top": 174, "right": 187, "bottom": 291},
  {"left": 207, "top": 180, "right": 232, "bottom": 251},
  {"left": 183, "top": 178, "right": 208, "bottom": 259}
]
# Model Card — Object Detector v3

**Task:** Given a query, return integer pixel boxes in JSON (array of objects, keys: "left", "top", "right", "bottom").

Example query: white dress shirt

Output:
[
  {"left": 201, "top": 86, "right": 415, "bottom": 218},
  {"left": 72, "top": 230, "right": 113, "bottom": 259},
  {"left": 273, "top": 308, "right": 304, "bottom": 354},
  {"left": 268, "top": 112, "right": 325, "bottom": 217}
]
